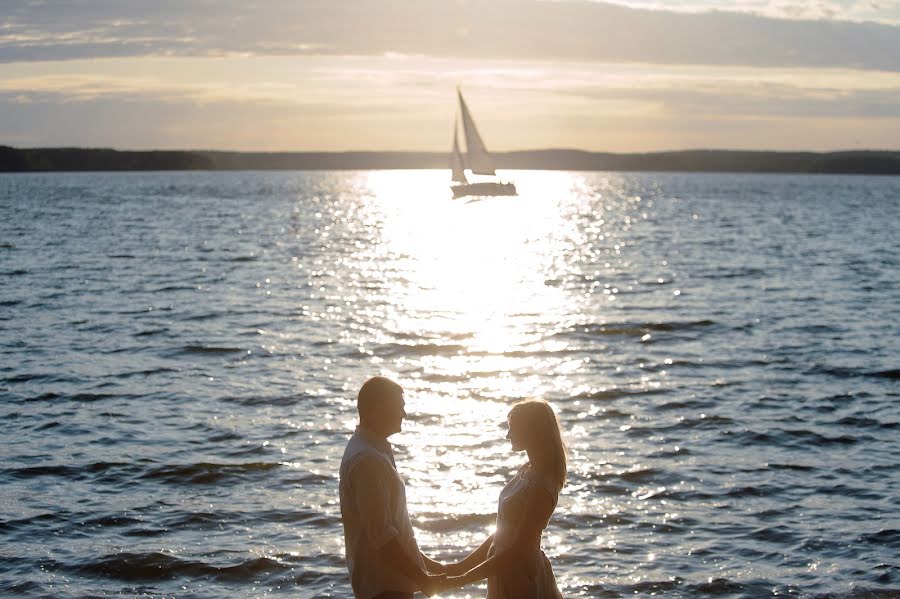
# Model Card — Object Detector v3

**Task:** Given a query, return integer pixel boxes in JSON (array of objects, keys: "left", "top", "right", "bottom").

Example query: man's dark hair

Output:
[{"left": 357, "top": 376, "right": 403, "bottom": 420}]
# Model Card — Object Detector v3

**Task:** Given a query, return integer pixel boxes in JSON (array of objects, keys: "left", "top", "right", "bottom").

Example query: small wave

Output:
[
  {"left": 416, "top": 512, "right": 496, "bottom": 532},
  {"left": 858, "top": 529, "right": 900, "bottom": 549},
  {"left": 420, "top": 373, "right": 474, "bottom": 383},
  {"left": 282, "top": 472, "right": 336, "bottom": 487},
  {"left": 134, "top": 328, "right": 170, "bottom": 337},
  {"left": 0, "top": 512, "right": 69, "bottom": 533},
  {"left": 749, "top": 525, "right": 802, "bottom": 546},
  {"left": 4, "top": 372, "right": 81, "bottom": 384},
  {"left": 390, "top": 330, "right": 473, "bottom": 342},
  {"left": 619, "top": 467, "right": 662, "bottom": 483},
  {"left": 815, "top": 483, "right": 884, "bottom": 501},
  {"left": 837, "top": 416, "right": 897, "bottom": 430},
  {"left": 23, "top": 391, "right": 120, "bottom": 403},
  {"left": 633, "top": 414, "right": 734, "bottom": 435},
  {"left": 149, "top": 284, "right": 197, "bottom": 292},
  {"left": 807, "top": 365, "right": 900, "bottom": 380},
  {"left": 814, "top": 588, "right": 900, "bottom": 599},
  {"left": 1, "top": 464, "right": 80, "bottom": 480},
  {"left": 373, "top": 342, "right": 467, "bottom": 358},
  {"left": 731, "top": 428, "right": 859, "bottom": 448},
  {"left": 617, "top": 579, "right": 684, "bottom": 594},
  {"left": 652, "top": 399, "right": 712, "bottom": 411},
  {"left": 782, "top": 428, "right": 860, "bottom": 446},
  {"left": 158, "top": 508, "right": 339, "bottom": 530},
  {"left": 68, "top": 551, "right": 290, "bottom": 582},
  {"left": 256, "top": 509, "right": 340, "bottom": 527},
  {"left": 3, "top": 461, "right": 135, "bottom": 481},
  {"left": 648, "top": 446, "right": 692, "bottom": 458},
  {"left": 871, "top": 369, "right": 900, "bottom": 379},
  {"left": 699, "top": 266, "right": 765, "bottom": 280},
  {"left": 691, "top": 577, "right": 746, "bottom": 594},
  {"left": 174, "top": 345, "right": 244, "bottom": 355},
  {"left": 106, "top": 367, "right": 180, "bottom": 379},
  {"left": 556, "top": 319, "right": 717, "bottom": 339},
  {"left": 209, "top": 431, "right": 243, "bottom": 442},
  {"left": 591, "top": 408, "right": 633, "bottom": 419},
  {"left": 181, "top": 312, "right": 225, "bottom": 322},
  {"left": 0, "top": 581, "right": 43, "bottom": 594},
  {"left": 140, "top": 461, "right": 281, "bottom": 485},
  {"left": 220, "top": 394, "right": 313, "bottom": 407},
  {"left": 572, "top": 387, "right": 667, "bottom": 402},
  {"left": 556, "top": 512, "right": 635, "bottom": 528},
  {"left": 767, "top": 463, "right": 816, "bottom": 472},
  {"left": 34, "top": 420, "right": 61, "bottom": 431}
]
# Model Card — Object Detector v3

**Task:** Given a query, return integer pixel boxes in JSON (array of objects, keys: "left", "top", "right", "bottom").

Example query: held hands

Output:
[
  {"left": 417, "top": 565, "right": 469, "bottom": 596},
  {"left": 418, "top": 560, "right": 470, "bottom": 595},
  {"left": 418, "top": 573, "right": 447, "bottom": 597},
  {"left": 435, "top": 574, "right": 467, "bottom": 594}
]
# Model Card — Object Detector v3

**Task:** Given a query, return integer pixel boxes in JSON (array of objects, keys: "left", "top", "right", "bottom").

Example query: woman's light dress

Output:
[{"left": 486, "top": 464, "right": 563, "bottom": 599}]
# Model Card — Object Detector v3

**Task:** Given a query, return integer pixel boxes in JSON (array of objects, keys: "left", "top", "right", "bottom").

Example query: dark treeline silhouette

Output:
[
  {"left": 2, "top": 145, "right": 900, "bottom": 175},
  {"left": 0, "top": 146, "right": 213, "bottom": 171}
]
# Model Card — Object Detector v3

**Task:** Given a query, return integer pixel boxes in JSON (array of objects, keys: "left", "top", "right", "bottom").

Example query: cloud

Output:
[
  {"left": 593, "top": 0, "right": 900, "bottom": 24},
  {"left": 2, "top": 0, "right": 900, "bottom": 71},
  {"left": 4, "top": 56, "right": 899, "bottom": 115},
  {"left": 1, "top": 55, "right": 899, "bottom": 151}
]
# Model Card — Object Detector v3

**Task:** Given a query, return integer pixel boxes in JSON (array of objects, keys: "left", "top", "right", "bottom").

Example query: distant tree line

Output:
[
  {"left": 2, "top": 145, "right": 899, "bottom": 175},
  {"left": 0, "top": 146, "right": 213, "bottom": 171}
]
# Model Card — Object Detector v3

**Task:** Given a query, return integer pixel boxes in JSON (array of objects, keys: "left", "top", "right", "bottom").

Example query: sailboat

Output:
[{"left": 450, "top": 88, "right": 517, "bottom": 199}]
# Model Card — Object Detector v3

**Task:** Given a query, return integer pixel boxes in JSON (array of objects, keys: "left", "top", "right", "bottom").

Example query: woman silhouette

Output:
[{"left": 439, "top": 399, "right": 566, "bottom": 598}]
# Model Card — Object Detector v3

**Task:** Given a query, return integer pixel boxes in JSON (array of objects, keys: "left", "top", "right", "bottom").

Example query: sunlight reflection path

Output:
[
  {"left": 349, "top": 172, "right": 612, "bottom": 559},
  {"left": 329, "top": 170, "right": 675, "bottom": 592}
]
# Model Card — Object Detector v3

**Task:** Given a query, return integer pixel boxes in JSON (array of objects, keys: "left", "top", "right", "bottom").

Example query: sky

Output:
[{"left": 1, "top": 0, "right": 900, "bottom": 152}]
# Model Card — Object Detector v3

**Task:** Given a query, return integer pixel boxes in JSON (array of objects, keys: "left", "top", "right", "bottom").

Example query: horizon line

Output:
[{"left": 6, "top": 145, "right": 900, "bottom": 155}]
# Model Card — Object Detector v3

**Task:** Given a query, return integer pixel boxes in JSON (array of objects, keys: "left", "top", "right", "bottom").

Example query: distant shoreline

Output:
[{"left": 2, "top": 146, "right": 900, "bottom": 175}]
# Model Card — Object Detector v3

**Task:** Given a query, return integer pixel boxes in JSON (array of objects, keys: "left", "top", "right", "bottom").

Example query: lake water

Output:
[{"left": 1, "top": 170, "right": 898, "bottom": 599}]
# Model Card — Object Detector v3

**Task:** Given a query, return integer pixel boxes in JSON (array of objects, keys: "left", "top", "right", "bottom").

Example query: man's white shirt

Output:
[{"left": 339, "top": 426, "right": 424, "bottom": 599}]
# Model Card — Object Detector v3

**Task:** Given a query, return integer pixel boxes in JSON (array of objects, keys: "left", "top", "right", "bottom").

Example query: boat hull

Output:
[{"left": 451, "top": 181, "right": 517, "bottom": 198}]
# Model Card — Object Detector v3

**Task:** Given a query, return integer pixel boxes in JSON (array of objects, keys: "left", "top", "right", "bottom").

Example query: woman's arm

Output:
[
  {"left": 445, "top": 533, "right": 495, "bottom": 575},
  {"left": 420, "top": 552, "right": 448, "bottom": 574},
  {"left": 442, "top": 486, "right": 556, "bottom": 588}
]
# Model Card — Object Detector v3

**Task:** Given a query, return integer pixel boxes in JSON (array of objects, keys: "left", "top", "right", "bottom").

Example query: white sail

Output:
[
  {"left": 458, "top": 88, "right": 496, "bottom": 175},
  {"left": 450, "top": 117, "right": 467, "bottom": 183}
]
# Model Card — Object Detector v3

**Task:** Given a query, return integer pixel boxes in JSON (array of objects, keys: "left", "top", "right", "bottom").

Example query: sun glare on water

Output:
[{"left": 355, "top": 170, "right": 601, "bottom": 544}]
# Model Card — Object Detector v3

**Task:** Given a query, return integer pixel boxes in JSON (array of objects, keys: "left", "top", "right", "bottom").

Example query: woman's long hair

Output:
[{"left": 509, "top": 399, "right": 567, "bottom": 491}]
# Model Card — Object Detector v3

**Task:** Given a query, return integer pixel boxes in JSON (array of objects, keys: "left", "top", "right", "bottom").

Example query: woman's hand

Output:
[{"left": 425, "top": 561, "right": 449, "bottom": 575}]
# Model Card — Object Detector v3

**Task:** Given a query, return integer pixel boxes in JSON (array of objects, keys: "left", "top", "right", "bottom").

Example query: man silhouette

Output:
[{"left": 339, "top": 376, "right": 445, "bottom": 599}]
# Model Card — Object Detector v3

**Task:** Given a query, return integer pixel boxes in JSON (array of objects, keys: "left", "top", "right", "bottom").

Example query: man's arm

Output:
[
  {"left": 381, "top": 538, "right": 444, "bottom": 594},
  {"left": 444, "top": 533, "right": 494, "bottom": 575},
  {"left": 351, "top": 458, "right": 444, "bottom": 595},
  {"left": 351, "top": 457, "right": 401, "bottom": 549}
]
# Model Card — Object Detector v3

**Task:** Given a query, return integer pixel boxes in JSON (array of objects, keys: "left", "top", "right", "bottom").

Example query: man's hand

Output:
[{"left": 418, "top": 573, "right": 447, "bottom": 597}]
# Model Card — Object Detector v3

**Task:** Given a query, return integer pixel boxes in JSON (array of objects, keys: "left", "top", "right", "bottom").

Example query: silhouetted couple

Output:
[{"left": 339, "top": 376, "right": 566, "bottom": 599}]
